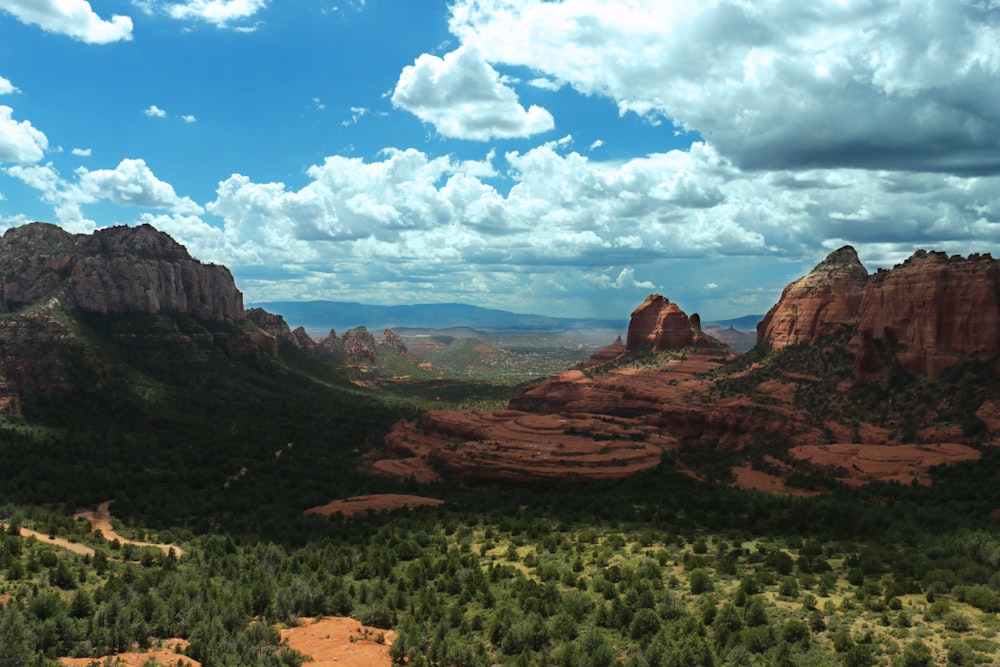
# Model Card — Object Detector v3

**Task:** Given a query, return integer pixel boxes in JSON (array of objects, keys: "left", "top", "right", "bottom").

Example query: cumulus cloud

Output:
[
  {"left": 72, "top": 159, "right": 204, "bottom": 214},
  {"left": 181, "top": 114, "right": 197, "bottom": 123},
  {"left": 392, "top": 44, "right": 554, "bottom": 140},
  {"left": 0, "top": 106, "right": 48, "bottom": 164},
  {"left": 166, "top": 0, "right": 266, "bottom": 29},
  {"left": 144, "top": 105, "right": 167, "bottom": 118},
  {"left": 0, "top": 76, "right": 17, "bottom": 95},
  {"left": 72, "top": 147, "right": 92, "bottom": 157},
  {"left": 186, "top": 138, "right": 1000, "bottom": 316},
  {"left": 586, "top": 267, "right": 656, "bottom": 290},
  {"left": 448, "top": 0, "right": 1000, "bottom": 174},
  {"left": 0, "top": 0, "right": 132, "bottom": 43},
  {"left": 6, "top": 158, "right": 203, "bottom": 228}
]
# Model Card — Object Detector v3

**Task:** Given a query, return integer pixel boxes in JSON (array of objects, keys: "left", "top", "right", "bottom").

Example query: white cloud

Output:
[
  {"left": 185, "top": 137, "right": 1000, "bottom": 317},
  {"left": 5, "top": 162, "right": 60, "bottom": 191},
  {"left": 528, "top": 77, "right": 561, "bottom": 91},
  {"left": 448, "top": 0, "right": 1000, "bottom": 174},
  {"left": 0, "top": 0, "right": 132, "bottom": 43},
  {"left": 6, "top": 158, "right": 203, "bottom": 227},
  {"left": 0, "top": 106, "right": 48, "bottom": 164},
  {"left": 181, "top": 114, "right": 197, "bottom": 123},
  {"left": 73, "top": 159, "right": 204, "bottom": 214},
  {"left": 392, "top": 44, "right": 554, "bottom": 140},
  {"left": 144, "top": 105, "right": 167, "bottom": 118},
  {"left": 72, "top": 147, "right": 92, "bottom": 157},
  {"left": 342, "top": 106, "right": 367, "bottom": 126},
  {"left": 586, "top": 267, "right": 656, "bottom": 290},
  {"left": 166, "top": 0, "right": 266, "bottom": 29},
  {"left": 0, "top": 76, "right": 17, "bottom": 95}
]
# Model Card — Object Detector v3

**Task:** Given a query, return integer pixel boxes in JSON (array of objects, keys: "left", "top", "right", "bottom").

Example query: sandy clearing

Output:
[
  {"left": 280, "top": 617, "right": 396, "bottom": 667},
  {"left": 59, "top": 639, "right": 198, "bottom": 667},
  {"left": 304, "top": 494, "right": 445, "bottom": 517}
]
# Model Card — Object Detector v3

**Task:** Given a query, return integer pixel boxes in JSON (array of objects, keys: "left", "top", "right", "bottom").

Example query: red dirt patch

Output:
[
  {"left": 731, "top": 464, "right": 821, "bottom": 497},
  {"left": 304, "top": 494, "right": 444, "bottom": 517},
  {"left": 368, "top": 457, "right": 442, "bottom": 484},
  {"left": 280, "top": 617, "right": 396, "bottom": 667},
  {"left": 60, "top": 640, "right": 197, "bottom": 667},
  {"left": 788, "top": 443, "right": 980, "bottom": 485}
]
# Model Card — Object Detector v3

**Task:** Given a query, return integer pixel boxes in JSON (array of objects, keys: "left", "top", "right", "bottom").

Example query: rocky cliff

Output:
[
  {"left": 758, "top": 245, "right": 1000, "bottom": 375},
  {"left": 852, "top": 251, "right": 1000, "bottom": 375},
  {"left": 756, "top": 246, "right": 869, "bottom": 349},
  {"left": 0, "top": 222, "right": 244, "bottom": 321},
  {"left": 0, "top": 222, "right": 250, "bottom": 400}
]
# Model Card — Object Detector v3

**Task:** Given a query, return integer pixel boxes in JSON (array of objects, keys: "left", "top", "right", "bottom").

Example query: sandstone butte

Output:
[{"left": 375, "top": 247, "right": 1000, "bottom": 492}]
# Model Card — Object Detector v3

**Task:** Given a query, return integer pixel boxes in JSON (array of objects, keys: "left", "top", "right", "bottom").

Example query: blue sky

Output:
[{"left": 2, "top": 1, "right": 1000, "bottom": 322}]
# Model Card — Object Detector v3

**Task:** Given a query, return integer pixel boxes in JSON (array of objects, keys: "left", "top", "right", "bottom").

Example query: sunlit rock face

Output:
[
  {"left": 851, "top": 250, "right": 1000, "bottom": 375},
  {"left": 626, "top": 295, "right": 695, "bottom": 351},
  {"left": 757, "top": 244, "right": 1000, "bottom": 375},
  {"left": 756, "top": 245, "right": 869, "bottom": 350}
]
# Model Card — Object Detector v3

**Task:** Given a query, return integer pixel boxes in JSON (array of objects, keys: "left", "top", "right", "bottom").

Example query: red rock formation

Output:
[
  {"left": 576, "top": 336, "right": 626, "bottom": 369},
  {"left": 340, "top": 327, "right": 377, "bottom": 363},
  {"left": 626, "top": 295, "right": 695, "bottom": 351},
  {"left": 379, "top": 328, "right": 408, "bottom": 355},
  {"left": 758, "top": 246, "right": 1000, "bottom": 375},
  {"left": 757, "top": 246, "right": 869, "bottom": 349},
  {"left": 851, "top": 251, "right": 1000, "bottom": 375}
]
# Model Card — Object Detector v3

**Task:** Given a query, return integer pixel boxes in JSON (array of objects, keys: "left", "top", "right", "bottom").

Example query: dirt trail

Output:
[
  {"left": 304, "top": 494, "right": 444, "bottom": 517},
  {"left": 0, "top": 524, "right": 95, "bottom": 557},
  {"left": 73, "top": 501, "right": 185, "bottom": 557}
]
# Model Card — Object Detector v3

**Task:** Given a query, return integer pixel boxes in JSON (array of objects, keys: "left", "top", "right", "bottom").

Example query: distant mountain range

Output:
[
  {"left": 251, "top": 300, "right": 765, "bottom": 336},
  {"left": 252, "top": 300, "right": 630, "bottom": 335}
]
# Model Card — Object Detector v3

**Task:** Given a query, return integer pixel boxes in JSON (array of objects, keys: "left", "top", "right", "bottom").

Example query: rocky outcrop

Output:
[
  {"left": 577, "top": 336, "right": 626, "bottom": 369},
  {"left": 758, "top": 245, "right": 1000, "bottom": 375},
  {"left": 626, "top": 295, "right": 695, "bottom": 351},
  {"left": 757, "top": 246, "right": 869, "bottom": 349},
  {"left": 0, "top": 222, "right": 244, "bottom": 322},
  {"left": 379, "top": 328, "right": 408, "bottom": 355},
  {"left": 851, "top": 251, "right": 1000, "bottom": 375},
  {"left": 340, "top": 327, "right": 378, "bottom": 363}
]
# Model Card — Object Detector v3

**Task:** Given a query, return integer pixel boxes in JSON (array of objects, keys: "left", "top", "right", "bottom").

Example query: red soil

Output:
[
  {"left": 731, "top": 464, "right": 821, "bottom": 497},
  {"left": 304, "top": 494, "right": 444, "bottom": 517},
  {"left": 280, "top": 617, "right": 396, "bottom": 667},
  {"left": 60, "top": 640, "right": 197, "bottom": 667}
]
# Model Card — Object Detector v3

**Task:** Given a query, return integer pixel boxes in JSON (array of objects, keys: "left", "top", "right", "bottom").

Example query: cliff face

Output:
[
  {"left": 852, "top": 251, "right": 1000, "bottom": 375},
  {"left": 756, "top": 246, "right": 869, "bottom": 349},
  {"left": 0, "top": 222, "right": 251, "bottom": 400},
  {"left": 0, "top": 223, "right": 244, "bottom": 321},
  {"left": 758, "top": 245, "right": 1000, "bottom": 375}
]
